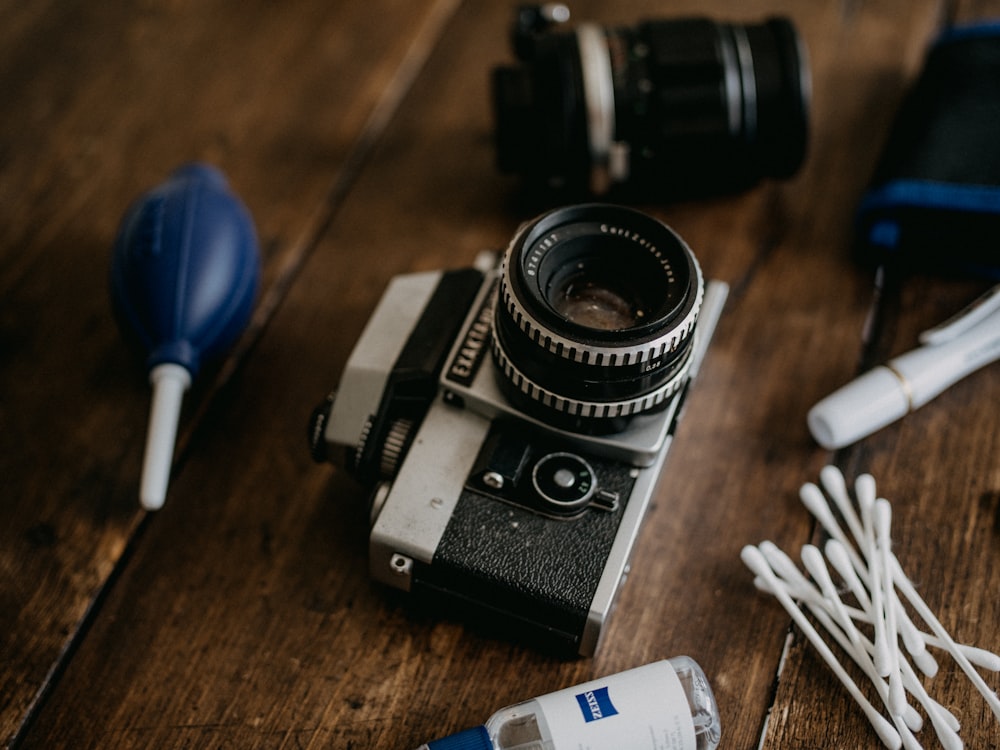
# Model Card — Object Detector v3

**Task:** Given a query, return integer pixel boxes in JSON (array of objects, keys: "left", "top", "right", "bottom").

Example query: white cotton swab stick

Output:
[
  {"left": 759, "top": 541, "right": 814, "bottom": 590},
  {"left": 873, "top": 500, "right": 906, "bottom": 715},
  {"left": 754, "top": 568, "right": 999, "bottom": 674},
  {"left": 854, "top": 476, "right": 878, "bottom": 573},
  {"left": 798, "top": 584, "right": 925, "bottom": 736},
  {"left": 894, "top": 641, "right": 964, "bottom": 747},
  {"left": 751, "top": 564, "right": 969, "bottom": 744},
  {"left": 820, "top": 466, "right": 867, "bottom": 550},
  {"left": 825, "top": 539, "right": 939, "bottom": 678},
  {"left": 935, "top": 642, "right": 1000, "bottom": 674},
  {"left": 820, "top": 468, "right": 930, "bottom": 664},
  {"left": 860, "top": 492, "right": 892, "bottom": 678},
  {"left": 893, "top": 592, "right": 934, "bottom": 668},
  {"left": 800, "top": 545, "right": 868, "bottom": 659},
  {"left": 799, "top": 483, "right": 868, "bottom": 574},
  {"left": 854, "top": 473, "right": 877, "bottom": 520},
  {"left": 853, "top": 476, "right": 903, "bottom": 654},
  {"left": 800, "top": 545, "right": 917, "bottom": 725},
  {"left": 753, "top": 547, "right": 965, "bottom": 749},
  {"left": 758, "top": 576, "right": 965, "bottom": 748},
  {"left": 741, "top": 545, "right": 903, "bottom": 750},
  {"left": 800, "top": 482, "right": 895, "bottom": 677},
  {"left": 823, "top": 539, "right": 871, "bottom": 604},
  {"left": 890, "top": 552, "right": 1000, "bottom": 722}
]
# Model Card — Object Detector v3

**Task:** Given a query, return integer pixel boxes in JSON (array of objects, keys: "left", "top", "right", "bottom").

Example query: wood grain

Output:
[
  {"left": 0, "top": 0, "right": 460, "bottom": 745},
  {"left": 2, "top": 1, "right": 999, "bottom": 748}
]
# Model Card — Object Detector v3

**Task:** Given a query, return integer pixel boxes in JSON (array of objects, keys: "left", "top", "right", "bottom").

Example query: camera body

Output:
[{"left": 310, "top": 205, "right": 727, "bottom": 656}]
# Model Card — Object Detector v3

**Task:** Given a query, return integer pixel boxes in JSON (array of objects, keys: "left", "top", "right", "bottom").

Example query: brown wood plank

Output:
[
  {"left": 4, "top": 0, "right": 1000, "bottom": 749},
  {"left": 0, "top": 0, "right": 458, "bottom": 745},
  {"left": 757, "top": 1, "right": 1000, "bottom": 746}
]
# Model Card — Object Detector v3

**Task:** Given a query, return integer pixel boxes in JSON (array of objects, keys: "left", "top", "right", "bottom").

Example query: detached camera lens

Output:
[
  {"left": 493, "top": 204, "right": 703, "bottom": 431},
  {"left": 492, "top": 8, "right": 810, "bottom": 197}
]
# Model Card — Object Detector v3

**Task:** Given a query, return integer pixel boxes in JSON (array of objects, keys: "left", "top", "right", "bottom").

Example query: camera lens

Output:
[
  {"left": 493, "top": 204, "right": 703, "bottom": 431},
  {"left": 492, "top": 8, "right": 810, "bottom": 197}
]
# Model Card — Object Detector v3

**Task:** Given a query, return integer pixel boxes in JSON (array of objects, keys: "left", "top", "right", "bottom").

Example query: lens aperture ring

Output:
[{"left": 492, "top": 332, "right": 695, "bottom": 418}]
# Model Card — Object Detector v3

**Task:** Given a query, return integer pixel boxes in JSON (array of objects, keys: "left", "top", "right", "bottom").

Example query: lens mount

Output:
[{"left": 493, "top": 204, "right": 703, "bottom": 424}]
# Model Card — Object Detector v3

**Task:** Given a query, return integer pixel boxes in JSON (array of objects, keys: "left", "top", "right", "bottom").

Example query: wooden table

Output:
[{"left": 3, "top": 1, "right": 999, "bottom": 747}]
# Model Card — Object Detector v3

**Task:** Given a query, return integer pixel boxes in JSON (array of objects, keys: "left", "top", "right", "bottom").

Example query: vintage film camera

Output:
[
  {"left": 492, "top": 5, "right": 810, "bottom": 198},
  {"left": 310, "top": 204, "right": 727, "bottom": 656}
]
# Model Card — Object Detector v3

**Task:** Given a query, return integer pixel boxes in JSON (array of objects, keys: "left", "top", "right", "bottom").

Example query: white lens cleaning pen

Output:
[{"left": 808, "top": 283, "right": 1000, "bottom": 449}]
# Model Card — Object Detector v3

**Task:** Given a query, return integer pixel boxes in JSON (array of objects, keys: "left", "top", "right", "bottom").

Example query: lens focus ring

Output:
[{"left": 492, "top": 333, "right": 695, "bottom": 419}]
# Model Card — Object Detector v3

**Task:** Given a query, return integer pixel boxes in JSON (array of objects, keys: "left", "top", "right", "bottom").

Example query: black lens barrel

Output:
[
  {"left": 492, "top": 204, "right": 703, "bottom": 431},
  {"left": 493, "top": 32, "right": 590, "bottom": 188},
  {"left": 492, "top": 13, "right": 809, "bottom": 197}
]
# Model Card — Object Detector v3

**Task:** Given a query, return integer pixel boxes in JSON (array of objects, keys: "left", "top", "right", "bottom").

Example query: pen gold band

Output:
[{"left": 884, "top": 364, "right": 915, "bottom": 413}]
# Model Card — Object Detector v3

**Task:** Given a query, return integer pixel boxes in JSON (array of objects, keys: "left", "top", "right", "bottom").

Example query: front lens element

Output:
[
  {"left": 550, "top": 272, "right": 640, "bottom": 330},
  {"left": 539, "top": 230, "right": 673, "bottom": 331}
]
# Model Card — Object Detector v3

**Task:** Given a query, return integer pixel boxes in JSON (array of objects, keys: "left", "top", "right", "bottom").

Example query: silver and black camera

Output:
[{"left": 309, "top": 204, "right": 727, "bottom": 656}]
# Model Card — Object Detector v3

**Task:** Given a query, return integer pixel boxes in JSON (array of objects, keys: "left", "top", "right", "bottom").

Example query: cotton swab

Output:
[
  {"left": 742, "top": 545, "right": 903, "bottom": 749},
  {"left": 761, "top": 562, "right": 965, "bottom": 747},
  {"left": 820, "top": 465, "right": 867, "bottom": 549},
  {"left": 800, "top": 545, "right": 917, "bottom": 723},
  {"left": 799, "top": 482, "right": 893, "bottom": 676},
  {"left": 753, "top": 571, "right": 998, "bottom": 673},
  {"left": 798, "top": 582, "right": 924, "bottom": 735},
  {"left": 820, "top": 470, "right": 931, "bottom": 666},
  {"left": 873, "top": 500, "right": 905, "bottom": 714},
  {"left": 748, "top": 466, "right": 1000, "bottom": 747},
  {"left": 889, "top": 553, "right": 1000, "bottom": 723},
  {"left": 825, "top": 538, "right": 938, "bottom": 678}
]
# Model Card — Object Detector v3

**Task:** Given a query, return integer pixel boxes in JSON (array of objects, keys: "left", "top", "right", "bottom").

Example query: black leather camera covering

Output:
[
  {"left": 856, "top": 21, "right": 1000, "bottom": 279},
  {"left": 417, "top": 449, "right": 639, "bottom": 655}
]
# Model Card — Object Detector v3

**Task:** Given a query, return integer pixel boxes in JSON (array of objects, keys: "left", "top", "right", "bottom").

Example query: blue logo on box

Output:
[{"left": 575, "top": 686, "right": 618, "bottom": 722}]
